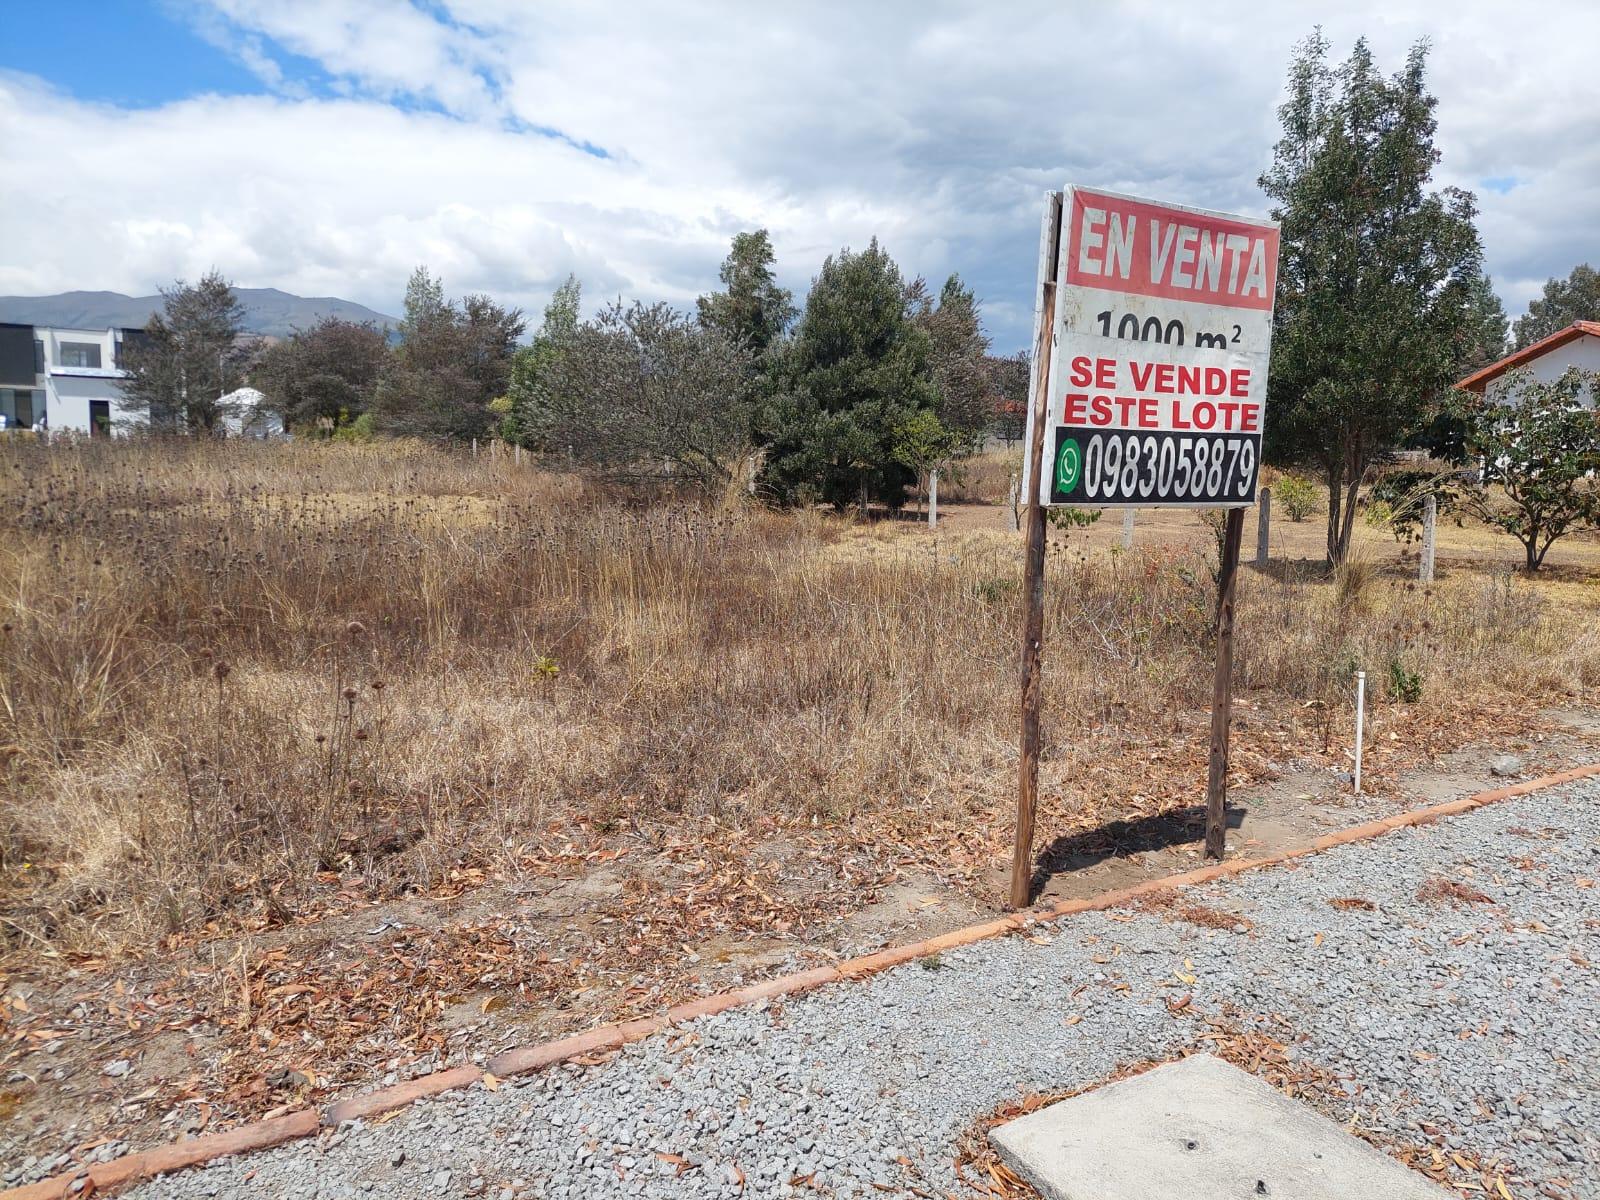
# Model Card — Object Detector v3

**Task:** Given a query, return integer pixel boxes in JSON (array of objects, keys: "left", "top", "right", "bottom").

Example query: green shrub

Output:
[
  {"left": 1367, "top": 469, "right": 1458, "bottom": 544},
  {"left": 1046, "top": 505, "right": 1101, "bottom": 531},
  {"left": 1388, "top": 657, "right": 1423, "bottom": 703},
  {"left": 330, "top": 412, "right": 376, "bottom": 443},
  {"left": 1363, "top": 498, "right": 1395, "bottom": 530},
  {"left": 1274, "top": 474, "right": 1319, "bottom": 522}
]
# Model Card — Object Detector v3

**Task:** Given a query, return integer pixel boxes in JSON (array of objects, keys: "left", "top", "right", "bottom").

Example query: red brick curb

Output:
[
  {"left": 323, "top": 1064, "right": 484, "bottom": 1127},
  {"left": 8, "top": 763, "right": 1597, "bottom": 1199},
  {"left": 2, "top": 1110, "right": 319, "bottom": 1200}
]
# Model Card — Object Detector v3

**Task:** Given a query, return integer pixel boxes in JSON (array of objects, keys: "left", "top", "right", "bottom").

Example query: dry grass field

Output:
[{"left": 3, "top": 437, "right": 1600, "bottom": 1163}]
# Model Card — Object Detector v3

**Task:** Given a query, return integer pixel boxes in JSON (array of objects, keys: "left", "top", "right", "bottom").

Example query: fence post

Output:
[
  {"left": 1353, "top": 670, "right": 1367, "bottom": 795},
  {"left": 514, "top": 442, "right": 521, "bottom": 467},
  {"left": 1256, "top": 487, "right": 1271, "bottom": 567},
  {"left": 1121, "top": 508, "right": 1134, "bottom": 549},
  {"left": 1420, "top": 494, "right": 1436, "bottom": 583},
  {"left": 928, "top": 469, "right": 939, "bottom": 529},
  {"left": 471, "top": 437, "right": 478, "bottom": 459},
  {"left": 1007, "top": 474, "right": 1020, "bottom": 532}
]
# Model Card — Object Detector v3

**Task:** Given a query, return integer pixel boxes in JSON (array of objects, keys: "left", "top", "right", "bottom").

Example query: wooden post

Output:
[
  {"left": 514, "top": 442, "right": 522, "bottom": 467},
  {"left": 1255, "top": 487, "right": 1271, "bottom": 567},
  {"left": 472, "top": 437, "right": 478, "bottom": 459},
  {"left": 1011, "top": 191, "right": 1063, "bottom": 911},
  {"left": 1007, "top": 475, "right": 1020, "bottom": 532},
  {"left": 1121, "top": 508, "right": 1135, "bottom": 549},
  {"left": 928, "top": 469, "right": 939, "bottom": 529},
  {"left": 1205, "top": 507, "right": 1245, "bottom": 860},
  {"left": 1420, "top": 494, "right": 1436, "bottom": 583}
]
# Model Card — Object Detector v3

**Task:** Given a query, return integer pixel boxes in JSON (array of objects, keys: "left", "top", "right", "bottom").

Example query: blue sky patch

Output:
[{"left": 0, "top": 0, "right": 347, "bottom": 107}]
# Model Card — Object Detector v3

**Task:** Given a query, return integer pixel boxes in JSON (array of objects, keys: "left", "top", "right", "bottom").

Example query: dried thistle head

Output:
[
  {"left": 214, "top": 661, "right": 232, "bottom": 682},
  {"left": 345, "top": 620, "right": 367, "bottom": 637},
  {"left": 342, "top": 686, "right": 359, "bottom": 702}
]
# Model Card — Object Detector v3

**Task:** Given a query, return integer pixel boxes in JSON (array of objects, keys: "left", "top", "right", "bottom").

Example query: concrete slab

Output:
[{"left": 990, "top": 1054, "right": 1451, "bottom": 1200}]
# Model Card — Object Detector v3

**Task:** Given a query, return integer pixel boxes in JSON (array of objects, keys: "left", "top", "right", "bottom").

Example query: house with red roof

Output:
[{"left": 1456, "top": 321, "right": 1600, "bottom": 404}]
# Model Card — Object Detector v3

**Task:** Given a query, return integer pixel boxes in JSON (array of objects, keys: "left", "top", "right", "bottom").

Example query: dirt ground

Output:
[
  {"left": 4, "top": 493, "right": 1600, "bottom": 1180},
  {"left": 7, "top": 715, "right": 1597, "bottom": 1178}
]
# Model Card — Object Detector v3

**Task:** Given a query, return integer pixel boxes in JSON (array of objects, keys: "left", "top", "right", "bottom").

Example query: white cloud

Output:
[
  {"left": 202, "top": 0, "right": 503, "bottom": 116},
  {"left": 1, "top": 1, "right": 1596, "bottom": 346}
]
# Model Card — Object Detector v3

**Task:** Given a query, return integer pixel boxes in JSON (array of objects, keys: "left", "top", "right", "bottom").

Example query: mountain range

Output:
[{"left": 0, "top": 288, "right": 399, "bottom": 339}]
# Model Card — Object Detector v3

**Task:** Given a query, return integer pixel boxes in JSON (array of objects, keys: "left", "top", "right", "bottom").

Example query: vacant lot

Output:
[{"left": 3, "top": 438, "right": 1599, "bottom": 1174}]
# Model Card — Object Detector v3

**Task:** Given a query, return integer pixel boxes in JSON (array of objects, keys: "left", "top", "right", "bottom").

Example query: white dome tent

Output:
[{"left": 218, "top": 386, "right": 285, "bottom": 438}]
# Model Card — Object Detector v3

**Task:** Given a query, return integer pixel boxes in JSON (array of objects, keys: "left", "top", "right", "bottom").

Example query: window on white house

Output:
[
  {"left": 58, "top": 342, "right": 102, "bottom": 369},
  {"left": 34, "top": 340, "right": 44, "bottom": 375},
  {"left": 1, "top": 388, "right": 38, "bottom": 428}
]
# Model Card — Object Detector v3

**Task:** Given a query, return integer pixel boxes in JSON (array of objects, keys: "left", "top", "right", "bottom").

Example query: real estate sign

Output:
[{"left": 1025, "top": 187, "right": 1280, "bottom": 508}]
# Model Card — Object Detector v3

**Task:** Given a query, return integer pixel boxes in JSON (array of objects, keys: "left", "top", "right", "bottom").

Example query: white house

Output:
[
  {"left": 1456, "top": 320, "right": 1600, "bottom": 404},
  {"left": 0, "top": 322, "right": 145, "bottom": 434},
  {"left": 0, "top": 322, "right": 288, "bottom": 436}
]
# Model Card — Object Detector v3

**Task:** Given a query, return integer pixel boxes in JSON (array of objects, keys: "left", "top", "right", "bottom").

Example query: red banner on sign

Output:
[{"left": 1064, "top": 189, "right": 1279, "bottom": 312}]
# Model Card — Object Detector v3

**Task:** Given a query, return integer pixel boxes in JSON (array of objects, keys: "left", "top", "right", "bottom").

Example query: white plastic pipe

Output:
[{"left": 1353, "top": 670, "right": 1367, "bottom": 795}]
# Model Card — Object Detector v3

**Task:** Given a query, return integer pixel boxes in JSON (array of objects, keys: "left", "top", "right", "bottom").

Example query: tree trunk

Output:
[
  {"left": 1324, "top": 463, "right": 1343, "bottom": 564},
  {"left": 1326, "top": 439, "right": 1367, "bottom": 566},
  {"left": 1336, "top": 471, "right": 1362, "bottom": 563}
]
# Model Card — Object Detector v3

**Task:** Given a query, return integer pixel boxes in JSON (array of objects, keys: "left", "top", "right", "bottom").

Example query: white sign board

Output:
[{"left": 1024, "top": 187, "right": 1280, "bottom": 508}]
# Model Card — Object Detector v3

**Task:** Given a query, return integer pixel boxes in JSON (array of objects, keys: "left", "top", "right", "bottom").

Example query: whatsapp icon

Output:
[{"left": 1054, "top": 436, "right": 1082, "bottom": 495}]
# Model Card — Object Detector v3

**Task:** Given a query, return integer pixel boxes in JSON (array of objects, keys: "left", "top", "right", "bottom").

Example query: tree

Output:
[
  {"left": 373, "top": 267, "right": 524, "bottom": 440},
  {"left": 697, "top": 230, "right": 796, "bottom": 360},
  {"left": 1513, "top": 264, "right": 1600, "bottom": 349},
  {"left": 890, "top": 407, "right": 958, "bottom": 512},
  {"left": 532, "top": 300, "right": 757, "bottom": 493},
  {"left": 251, "top": 318, "right": 389, "bottom": 431},
  {"left": 1450, "top": 369, "right": 1600, "bottom": 570},
  {"left": 914, "top": 274, "right": 993, "bottom": 450},
  {"left": 398, "top": 266, "right": 448, "bottom": 347},
  {"left": 120, "top": 270, "right": 249, "bottom": 433},
  {"left": 988, "top": 352, "right": 1030, "bottom": 446},
  {"left": 1460, "top": 273, "right": 1509, "bottom": 372},
  {"left": 1261, "top": 33, "right": 1486, "bottom": 564},
  {"left": 1407, "top": 272, "right": 1509, "bottom": 460},
  {"left": 502, "top": 276, "right": 581, "bottom": 447},
  {"left": 759, "top": 239, "right": 937, "bottom": 511}
]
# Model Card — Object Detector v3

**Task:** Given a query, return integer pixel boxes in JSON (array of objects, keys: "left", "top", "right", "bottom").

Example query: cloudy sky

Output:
[{"left": 2, "top": 0, "right": 1596, "bottom": 349}]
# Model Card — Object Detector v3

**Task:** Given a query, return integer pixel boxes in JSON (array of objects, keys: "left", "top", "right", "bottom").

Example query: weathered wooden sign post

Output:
[{"left": 1010, "top": 186, "right": 1280, "bottom": 909}]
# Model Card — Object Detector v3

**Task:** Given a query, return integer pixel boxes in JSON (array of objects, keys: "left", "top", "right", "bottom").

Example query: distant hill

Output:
[{"left": 0, "top": 288, "right": 399, "bottom": 338}]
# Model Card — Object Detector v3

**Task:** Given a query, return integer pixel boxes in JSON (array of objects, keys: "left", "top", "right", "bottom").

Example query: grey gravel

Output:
[{"left": 107, "top": 779, "right": 1600, "bottom": 1199}]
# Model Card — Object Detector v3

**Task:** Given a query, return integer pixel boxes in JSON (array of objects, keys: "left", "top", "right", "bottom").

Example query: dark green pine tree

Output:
[
  {"left": 1261, "top": 32, "right": 1487, "bottom": 563},
  {"left": 759, "top": 239, "right": 937, "bottom": 511}
]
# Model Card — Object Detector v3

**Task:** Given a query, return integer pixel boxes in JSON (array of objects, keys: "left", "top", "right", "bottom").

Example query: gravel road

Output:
[{"left": 122, "top": 779, "right": 1599, "bottom": 1200}]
